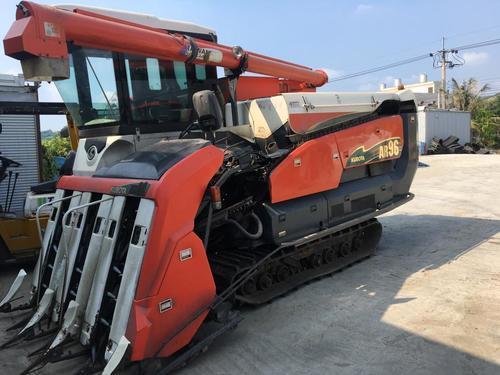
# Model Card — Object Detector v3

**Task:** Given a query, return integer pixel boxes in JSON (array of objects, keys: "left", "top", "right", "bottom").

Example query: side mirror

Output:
[
  {"left": 59, "top": 126, "right": 69, "bottom": 138},
  {"left": 192, "top": 90, "right": 223, "bottom": 132}
]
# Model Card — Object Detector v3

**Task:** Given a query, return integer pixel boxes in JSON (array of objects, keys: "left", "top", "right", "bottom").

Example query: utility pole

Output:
[
  {"left": 439, "top": 37, "right": 447, "bottom": 109},
  {"left": 434, "top": 37, "right": 462, "bottom": 109}
]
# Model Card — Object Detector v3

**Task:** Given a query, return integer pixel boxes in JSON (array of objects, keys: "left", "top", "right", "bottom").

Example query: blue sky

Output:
[{"left": 1, "top": 0, "right": 499, "bottom": 130}]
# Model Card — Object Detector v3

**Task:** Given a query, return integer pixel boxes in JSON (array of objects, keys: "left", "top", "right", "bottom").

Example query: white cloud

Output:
[
  {"left": 462, "top": 51, "right": 488, "bottom": 66},
  {"left": 355, "top": 4, "right": 374, "bottom": 13}
]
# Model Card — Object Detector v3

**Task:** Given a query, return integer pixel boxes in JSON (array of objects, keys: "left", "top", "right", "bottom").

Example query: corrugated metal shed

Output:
[
  {"left": 417, "top": 108, "right": 471, "bottom": 150},
  {"left": 0, "top": 75, "right": 40, "bottom": 215}
]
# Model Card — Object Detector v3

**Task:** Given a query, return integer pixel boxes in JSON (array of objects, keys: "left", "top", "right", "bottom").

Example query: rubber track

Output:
[{"left": 209, "top": 219, "right": 382, "bottom": 305}]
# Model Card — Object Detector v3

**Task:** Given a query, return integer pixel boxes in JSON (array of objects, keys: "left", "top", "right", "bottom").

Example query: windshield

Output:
[
  {"left": 125, "top": 56, "right": 191, "bottom": 124},
  {"left": 55, "top": 48, "right": 120, "bottom": 127},
  {"left": 55, "top": 46, "right": 217, "bottom": 131}
]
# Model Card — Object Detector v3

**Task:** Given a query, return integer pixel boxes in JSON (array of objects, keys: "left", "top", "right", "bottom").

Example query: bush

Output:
[
  {"left": 41, "top": 134, "right": 71, "bottom": 181},
  {"left": 472, "top": 103, "right": 500, "bottom": 148}
]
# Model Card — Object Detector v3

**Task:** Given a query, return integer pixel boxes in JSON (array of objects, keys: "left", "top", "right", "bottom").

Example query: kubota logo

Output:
[
  {"left": 87, "top": 145, "right": 98, "bottom": 161},
  {"left": 346, "top": 137, "right": 402, "bottom": 167}
]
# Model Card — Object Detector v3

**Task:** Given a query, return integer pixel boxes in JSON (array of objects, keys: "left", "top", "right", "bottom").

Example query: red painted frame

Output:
[
  {"left": 59, "top": 145, "right": 224, "bottom": 360},
  {"left": 4, "top": 1, "right": 328, "bottom": 87}
]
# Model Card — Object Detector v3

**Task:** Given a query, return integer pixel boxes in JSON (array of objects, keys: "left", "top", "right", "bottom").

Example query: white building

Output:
[
  {"left": 379, "top": 74, "right": 439, "bottom": 107},
  {"left": 379, "top": 74, "right": 471, "bottom": 153}
]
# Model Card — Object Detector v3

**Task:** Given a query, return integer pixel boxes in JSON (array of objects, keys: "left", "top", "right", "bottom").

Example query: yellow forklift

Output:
[{"left": 0, "top": 101, "right": 77, "bottom": 262}]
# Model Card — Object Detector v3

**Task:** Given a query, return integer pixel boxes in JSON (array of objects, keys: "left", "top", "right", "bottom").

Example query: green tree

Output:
[
  {"left": 472, "top": 105, "right": 500, "bottom": 148},
  {"left": 41, "top": 134, "right": 71, "bottom": 181},
  {"left": 451, "top": 78, "right": 499, "bottom": 148},
  {"left": 451, "top": 78, "right": 489, "bottom": 115},
  {"left": 485, "top": 94, "right": 500, "bottom": 116}
]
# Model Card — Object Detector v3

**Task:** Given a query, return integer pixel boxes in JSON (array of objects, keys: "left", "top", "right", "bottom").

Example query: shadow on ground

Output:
[
  {"left": 0, "top": 214, "right": 499, "bottom": 374},
  {"left": 175, "top": 214, "right": 500, "bottom": 375}
]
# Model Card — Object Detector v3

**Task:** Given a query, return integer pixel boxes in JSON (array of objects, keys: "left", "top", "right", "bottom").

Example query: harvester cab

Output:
[{"left": 0, "top": 2, "right": 418, "bottom": 374}]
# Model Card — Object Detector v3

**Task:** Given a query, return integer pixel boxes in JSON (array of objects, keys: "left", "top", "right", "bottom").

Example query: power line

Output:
[
  {"left": 432, "top": 37, "right": 465, "bottom": 109},
  {"left": 325, "top": 36, "right": 500, "bottom": 85},
  {"left": 474, "top": 75, "right": 500, "bottom": 80},
  {"left": 481, "top": 87, "right": 500, "bottom": 91},
  {"left": 480, "top": 90, "right": 500, "bottom": 96},
  {"left": 452, "top": 38, "right": 500, "bottom": 51},
  {"left": 326, "top": 54, "right": 430, "bottom": 83},
  {"left": 479, "top": 80, "right": 500, "bottom": 84},
  {"left": 433, "top": 37, "right": 500, "bottom": 108},
  {"left": 445, "top": 25, "right": 500, "bottom": 41},
  {"left": 337, "top": 25, "right": 500, "bottom": 74}
]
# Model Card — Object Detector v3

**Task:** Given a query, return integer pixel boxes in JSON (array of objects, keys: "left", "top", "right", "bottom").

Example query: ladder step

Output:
[
  {"left": 99, "top": 318, "right": 110, "bottom": 327},
  {"left": 112, "top": 266, "right": 123, "bottom": 276},
  {"left": 106, "top": 291, "right": 117, "bottom": 301}
]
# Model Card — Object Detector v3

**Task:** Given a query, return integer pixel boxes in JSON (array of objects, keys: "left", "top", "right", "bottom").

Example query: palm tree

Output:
[{"left": 450, "top": 78, "right": 489, "bottom": 114}]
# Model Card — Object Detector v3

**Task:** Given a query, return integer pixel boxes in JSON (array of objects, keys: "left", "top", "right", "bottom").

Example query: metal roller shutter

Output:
[{"left": 0, "top": 114, "right": 40, "bottom": 214}]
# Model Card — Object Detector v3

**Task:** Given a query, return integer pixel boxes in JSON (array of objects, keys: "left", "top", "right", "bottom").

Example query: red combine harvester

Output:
[{"left": 0, "top": 2, "right": 418, "bottom": 373}]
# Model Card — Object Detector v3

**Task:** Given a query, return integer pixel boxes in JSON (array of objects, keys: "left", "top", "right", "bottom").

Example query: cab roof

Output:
[{"left": 54, "top": 4, "right": 217, "bottom": 38}]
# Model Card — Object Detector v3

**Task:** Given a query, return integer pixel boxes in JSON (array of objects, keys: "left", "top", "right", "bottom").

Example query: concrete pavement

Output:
[{"left": 1, "top": 154, "right": 499, "bottom": 374}]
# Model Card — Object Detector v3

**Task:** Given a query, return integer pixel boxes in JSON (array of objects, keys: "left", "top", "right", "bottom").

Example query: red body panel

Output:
[
  {"left": 129, "top": 232, "right": 214, "bottom": 360},
  {"left": 135, "top": 146, "right": 223, "bottom": 298},
  {"left": 269, "top": 133, "right": 343, "bottom": 203},
  {"left": 131, "top": 145, "right": 223, "bottom": 359},
  {"left": 336, "top": 115, "right": 404, "bottom": 168},
  {"left": 269, "top": 115, "right": 404, "bottom": 203},
  {"left": 58, "top": 145, "right": 224, "bottom": 359},
  {"left": 4, "top": 1, "right": 328, "bottom": 87}
]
